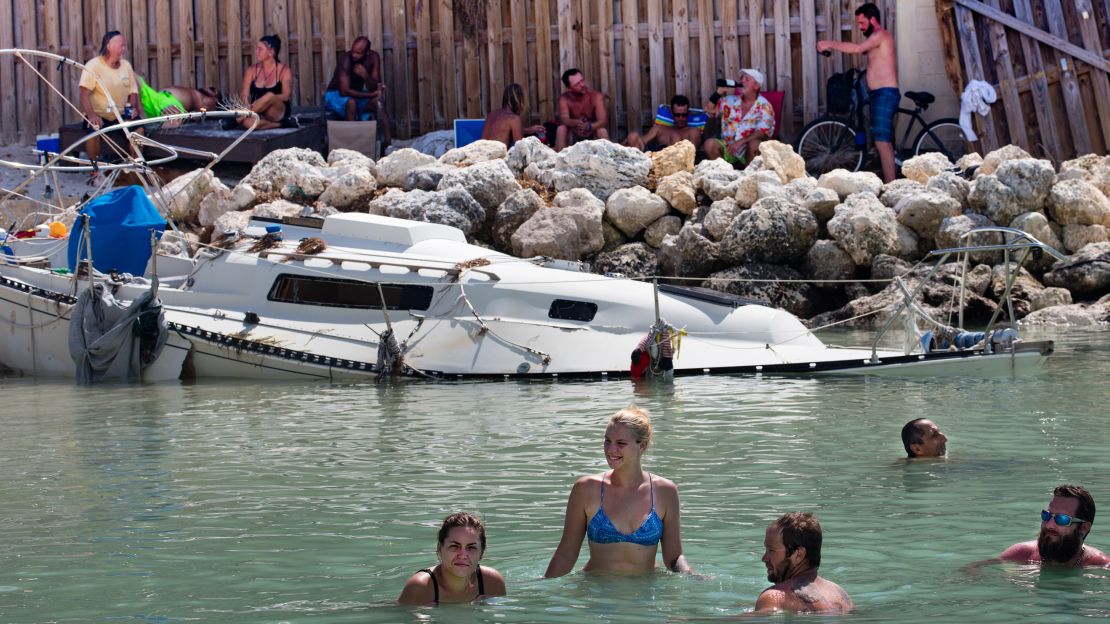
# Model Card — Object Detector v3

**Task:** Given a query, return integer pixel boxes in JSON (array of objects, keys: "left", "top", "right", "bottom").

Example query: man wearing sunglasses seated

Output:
[
  {"left": 623, "top": 95, "right": 703, "bottom": 152},
  {"left": 901, "top": 418, "right": 947, "bottom": 459},
  {"left": 1000, "top": 484, "right": 1110, "bottom": 566}
]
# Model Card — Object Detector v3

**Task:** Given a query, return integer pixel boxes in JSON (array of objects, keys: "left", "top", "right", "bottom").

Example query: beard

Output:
[
  {"left": 766, "top": 559, "right": 790, "bottom": 583},
  {"left": 1037, "top": 528, "right": 1083, "bottom": 563},
  {"left": 863, "top": 24, "right": 875, "bottom": 37}
]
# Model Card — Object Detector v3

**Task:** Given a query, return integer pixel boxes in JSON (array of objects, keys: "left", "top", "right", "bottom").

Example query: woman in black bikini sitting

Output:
[
  {"left": 398, "top": 512, "right": 507, "bottom": 605},
  {"left": 235, "top": 35, "right": 293, "bottom": 130}
]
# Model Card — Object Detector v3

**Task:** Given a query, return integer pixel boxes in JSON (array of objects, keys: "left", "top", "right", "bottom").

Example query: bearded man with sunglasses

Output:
[{"left": 1000, "top": 484, "right": 1110, "bottom": 566}]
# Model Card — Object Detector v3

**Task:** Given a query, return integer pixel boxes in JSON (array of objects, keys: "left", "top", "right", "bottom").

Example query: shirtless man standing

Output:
[
  {"left": 999, "top": 484, "right": 1110, "bottom": 567},
  {"left": 817, "top": 3, "right": 899, "bottom": 183},
  {"left": 754, "top": 512, "right": 853, "bottom": 615},
  {"left": 624, "top": 95, "right": 702, "bottom": 151},
  {"left": 481, "top": 83, "right": 545, "bottom": 147},
  {"left": 555, "top": 68, "right": 609, "bottom": 151}
]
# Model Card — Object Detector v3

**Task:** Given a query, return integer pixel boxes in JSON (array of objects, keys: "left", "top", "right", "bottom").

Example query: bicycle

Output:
[{"left": 794, "top": 67, "right": 971, "bottom": 178}]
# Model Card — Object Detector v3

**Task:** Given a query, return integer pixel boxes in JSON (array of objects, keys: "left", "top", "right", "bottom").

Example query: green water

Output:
[{"left": 1, "top": 329, "right": 1109, "bottom": 623}]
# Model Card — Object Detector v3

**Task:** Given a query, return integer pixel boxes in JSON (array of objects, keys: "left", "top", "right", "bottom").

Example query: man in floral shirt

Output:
[{"left": 703, "top": 68, "right": 775, "bottom": 167}]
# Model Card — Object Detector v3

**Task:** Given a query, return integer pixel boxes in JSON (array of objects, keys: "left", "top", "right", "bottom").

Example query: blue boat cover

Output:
[{"left": 67, "top": 185, "right": 166, "bottom": 275}]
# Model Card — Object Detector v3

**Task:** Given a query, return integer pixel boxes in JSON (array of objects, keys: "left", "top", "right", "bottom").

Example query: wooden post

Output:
[
  {"left": 748, "top": 0, "right": 765, "bottom": 75},
  {"left": 227, "top": 0, "right": 244, "bottom": 98},
  {"left": 672, "top": 0, "right": 690, "bottom": 103},
  {"left": 155, "top": 0, "right": 171, "bottom": 90},
  {"left": 320, "top": 0, "right": 337, "bottom": 94},
  {"left": 43, "top": 0, "right": 62, "bottom": 133},
  {"left": 773, "top": 1, "right": 794, "bottom": 138},
  {"left": 178, "top": 0, "right": 196, "bottom": 87},
  {"left": 721, "top": 0, "right": 740, "bottom": 82},
  {"left": 953, "top": 5, "right": 1001, "bottom": 153},
  {"left": 0, "top": 1, "right": 15, "bottom": 143},
  {"left": 534, "top": 0, "right": 554, "bottom": 120},
  {"left": 201, "top": 0, "right": 220, "bottom": 90},
  {"left": 577, "top": 0, "right": 594, "bottom": 89},
  {"left": 983, "top": 0, "right": 1028, "bottom": 149},
  {"left": 390, "top": 1, "right": 410, "bottom": 135},
  {"left": 557, "top": 0, "right": 576, "bottom": 71},
  {"left": 800, "top": 0, "right": 818, "bottom": 123},
  {"left": 16, "top": 0, "right": 37, "bottom": 143},
  {"left": 510, "top": 0, "right": 529, "bottom": 97},
  {"left": 696, "top": 0, "right": 715, "bottom": 100},
  {"left": 647, "top": 0, "right": 665, "bottom": 117},
  {"left": 438, "top": 0, "right": 458, "bottom": 123},
  {"left": 293, "top": 0, "right": 312, "bottom": 106},
  {"left": 1008, "top": 0, "right": 1061, "bottom": 160},
  {"left": 1075, "top": 0, "right": 1110, "bottom": 149},
  {"left": 596, "top": 0, "right": 616, "bottom": 135},
  {"left": 487, "top": 0, "right": 504, "bottom": 116},
  {"left": 1041, "top": 0, "right": 1092, "bottom": 156},
  {"left": 620, "top": 0, "right": 641, "bottom": 135},
  {"left": 129, "top": 0, "right": 148, "bottom": 79},
  {"left": 414, "top": 0, "right": 433, "bottom": 132}
]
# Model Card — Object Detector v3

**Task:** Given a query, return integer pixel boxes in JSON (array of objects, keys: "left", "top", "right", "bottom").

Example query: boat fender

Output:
[
  {"left": 630, "top": 348, "right": 650, "bottom": 379},
  {"left": 954, "top": 331, "right": 985, "bottom": 350}
]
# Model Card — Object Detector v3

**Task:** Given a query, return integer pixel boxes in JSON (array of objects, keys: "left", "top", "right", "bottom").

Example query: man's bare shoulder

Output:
[
  {"left": 1082, "top": 545, "right": 1110, "bottom": 566},
  {"left": 999, "top": 541, "right": 1038, "bottom": 562}
]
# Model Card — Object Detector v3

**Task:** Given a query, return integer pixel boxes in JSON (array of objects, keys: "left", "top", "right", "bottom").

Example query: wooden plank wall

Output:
[
  {"left": 0, "top": 0, "right": 901, "bottom": 146},
  {"left": 937, "top": 0, "right": 1110, "bottom": 164}
]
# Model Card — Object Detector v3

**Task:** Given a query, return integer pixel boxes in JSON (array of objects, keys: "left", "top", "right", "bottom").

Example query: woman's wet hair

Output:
[
  {"left": 99, "top": 31, "right": 122, "bottom": 57},
  {"left": 609, "top": 405, "right": 654, "bottom": 448},
  {"left": 502, "top": 83, "right": 525, "bottom": 115},
  {"left": 260, "top": 34, "right": 282, "bottom": 60},
  {"left": 437, "top": 512, "right": 487, "bottom": 553}
]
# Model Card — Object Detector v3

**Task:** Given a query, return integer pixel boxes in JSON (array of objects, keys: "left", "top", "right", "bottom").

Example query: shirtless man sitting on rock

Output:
[
  {"left": 753, "top": 512, "right": 854, "bottom": 615},
  {"left": 555, "top": 68, "right": 609, "bottom": 151}
]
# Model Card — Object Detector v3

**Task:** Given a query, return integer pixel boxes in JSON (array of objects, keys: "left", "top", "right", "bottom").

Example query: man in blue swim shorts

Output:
[
  {"left": 818, "top": 3, "right": 899, "bottom": 183},
  {"left": 323, "top": 36, "right": 392, "bottom": 146}
]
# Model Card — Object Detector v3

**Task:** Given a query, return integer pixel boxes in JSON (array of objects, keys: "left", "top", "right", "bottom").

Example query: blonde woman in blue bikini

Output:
[{"left": 545, "top": 406, "right": 697, "bottom": 577}]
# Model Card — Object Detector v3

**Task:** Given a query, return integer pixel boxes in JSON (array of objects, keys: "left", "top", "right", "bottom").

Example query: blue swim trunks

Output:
[
  {"left": 869, "top": 88, "right": 900, "bottom": 143},
  {"left": 323, "top": 89, "right": 374, "bottom": 120}
]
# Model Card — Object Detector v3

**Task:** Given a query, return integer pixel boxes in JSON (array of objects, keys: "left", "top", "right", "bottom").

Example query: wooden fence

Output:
[
  {"left": 0, "top": 0, "right": 899, "bottom": 146},
  {"left": 936, "top": 0, "right": 1110, "bottom": 164}
]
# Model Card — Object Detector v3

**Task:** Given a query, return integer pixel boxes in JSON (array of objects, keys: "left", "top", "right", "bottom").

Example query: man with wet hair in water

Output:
[
  {"left": 754, "top": 512, "right": 854, "bottom": 615},
  {"left": 999, "top": 484, "right": 1110, "bottom": 566},
  {"left": 901, "top": 418, "right": 948, "bottom": 458}
]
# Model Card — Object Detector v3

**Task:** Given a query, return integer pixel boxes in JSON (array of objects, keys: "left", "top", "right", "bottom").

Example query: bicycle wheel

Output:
[
  {"left": 913, "top": 118, "right": 970, "bottom": 164},
  {"left": 795, "top": 118, "right": 864, "bottom": 177}
]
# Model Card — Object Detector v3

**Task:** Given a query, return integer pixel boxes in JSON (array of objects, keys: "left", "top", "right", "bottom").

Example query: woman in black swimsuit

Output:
[
  {"left": 398, "top": 512, "right": 507, "bottom": 605},
  {"left": 236, "top": 35, "right": 293, "bottom": 130}
]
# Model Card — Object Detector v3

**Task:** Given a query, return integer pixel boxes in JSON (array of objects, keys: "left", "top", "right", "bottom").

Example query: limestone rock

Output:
[
  {"left": 227, "top": 183, "right": 256, "bottom": 211},
  {"left": 511, "top": 204, "right": 604, "bottom": 260},
  {"left": 735, "top": 170, "right": 784, "bottom": 209},
  {"left": 492, "top": 188, "right": 545, "bottom": 251},
  {"left": 375, "top": 148, "right": 438, "bottom": 187},
  {"left": 1019, "top": 303, "right": 1106, "bottom": 327},
  {"left": 936, "top": 213, "right": 1004, "bottom": 265},
  {"left": 317, "top": 167, "right": 378, "bottom": 209},
  {"left": 703, "top": 263, "right": 818, "bottom": 319},
  {"left": 703, "top": 198, "right": 742, "bottom": 241},
  {"left": 758, "top": 140, "right": 807, "bottom": 183},
  {"left": 817, "top": 169, "right": 883, "bottom": 199},
  {"left": 439, "top": 139, "right": 507, "bottom": 167},
  {"left": 894, "top": 190, "right": 962, "bottom": 239},
  {"left": 327, "top": 148, "right": 374, "bottom": 168},
  {"left": 896, "top": 223, "right": 923, "bottom": 260},
  {"left": 161, "top": 168, "right": 217, "bottom": 224},
  {"left": 1030, "top": 287, "right": 1073, "bottom": 312},
  {"left": 252, "top": 199, "right": 304, "bottom": 219},
  {"left": 528, "top": 140, "right": 652, "bottom": 201},
  {"left": 801, "top": 239, "right": 855, "bottom": 284},
  {"left": 212, "top": 209, "right": 252, "bottom": 234},
  {"left": 655, "top": 171, "right": 697, "bottom": 215},
  {"left": 1043, "top": 241, "right": 1110, "bottom": 295},
  {"left": 801, "top": 187, "right": 841, "bottom": 224},
  {"left": 978, "top": 145, "right": 1032, "bottom": 176},
  {"left": 783, "top": 177, "right": 818, "bottom": 204},
  {"left": 870, "top": 254, "right": 913, "bottom": 283},
  {"left": 644, "top": 215, "right": 682, "bottom": 248},
  {"left": 279, "top": 162, "right": 329, "bottom": 201},
  {"left": 956, "top": 152, "right": 984, "bottom": 171},
  {"left": 437, "top": 159, "right": 522, "bottom": 216},
  {"left": 649, "top": 140, "right": 696, "bottom": 177},
  {"left": 1047, "top": 179, "right": 1110, "bottom": 227},
  {"left": 720, "top": 196, "right": 818, "bottom": 264},
  {"left": 925, "top": 171, "right": 971, "bottom": 209},
  {"left": 1062, "top": 224, "right": 1110, "bottom": 253},
  {"left": 879, "top": 178, "right": 925, "bottom": 209},
  {"left": 601, "top": 220, "right": 629, "bottom": 252},
  {"left": 593, "top": 242, "right": 659, "bottom": 277},
  {"left": 241, "top": 147, "right": 327, "bottom": 193},
  {"left": 657, "top": 224, "right": 721, "bottom": 277},
  {"left": 508, "top": 136, "right": 557, "bottom": 177},
  {"left": 826, "top": 192, "right": 900, "bottom": 266},
  {"left": 369, "top": 188, "right": 485, "bottom": 234},
  {"left": 994, "top": 158, "right": 1055, "bottom": 214},
  {"left": 605, "top": 186, "right": 671, "bottom": 237},
  {"left": 901, "top": 152, "right": 952, "bottom": 183},
  {"left": 1010, "top": 211, "right": 1065, "bottom": 269},
  {"left": 968, "top": 173, "right": 1017, "bottom": 224},
  {"left": 554, "top": 187, "right": 605, "bottom": 217},
  {"left": 989, "top": 263, "right": 1048, "bottom": 319},
  {"left": 403, "top": 163, "right": 455, "bottom": 191},
  {"left": 693, "top": 159, "right": 744, "bottom": 201}
]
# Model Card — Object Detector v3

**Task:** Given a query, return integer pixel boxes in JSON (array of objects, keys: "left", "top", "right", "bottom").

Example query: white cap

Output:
[{"left": 741, "top": 68, "right": 765, "bottom": 88}]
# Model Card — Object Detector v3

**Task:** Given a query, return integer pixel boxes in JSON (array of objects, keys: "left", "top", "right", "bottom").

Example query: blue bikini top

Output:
[{"left": 586, "top": 472, "right": 664, "bottom": 546}]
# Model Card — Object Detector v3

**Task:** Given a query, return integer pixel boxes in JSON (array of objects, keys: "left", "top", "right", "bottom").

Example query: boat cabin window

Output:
[
  {"left": 548, "top": 299, "right": 598, "bottom": 322},
  {"left": 268, "top": 274, "right": 434, "bottom": 310}
]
